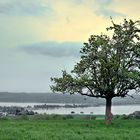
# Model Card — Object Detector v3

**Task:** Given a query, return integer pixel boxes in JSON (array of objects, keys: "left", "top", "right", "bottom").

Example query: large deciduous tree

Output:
[{"left": 51, "top": 19, "right": 140, "bottom": 124}]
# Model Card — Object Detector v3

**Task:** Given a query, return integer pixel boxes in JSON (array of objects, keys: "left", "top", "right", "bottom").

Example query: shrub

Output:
[
  {"left": 114, "top": 115, "right": 120, "bottom": 119},
  {"left": 21, "top": 114, "right": 28, "bottom": 120},
  {"left": 119, "top": 114, "right": 129, "bottom": 120},
  {"left": 52, "top": 114, "right": 62, "bottom": 120},
  {"left": 62, "top": 115, "right": 74, "bottom": 120}
]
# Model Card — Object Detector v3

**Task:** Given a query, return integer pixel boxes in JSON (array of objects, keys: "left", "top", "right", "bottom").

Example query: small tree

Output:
[{"left": 51, "top": 19, "right": 140, "bottom": 124}]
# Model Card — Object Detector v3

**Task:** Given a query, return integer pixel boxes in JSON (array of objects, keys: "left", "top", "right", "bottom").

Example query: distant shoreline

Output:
[{"left": 0, "top": 92, "right": 140, "bottom": 106}]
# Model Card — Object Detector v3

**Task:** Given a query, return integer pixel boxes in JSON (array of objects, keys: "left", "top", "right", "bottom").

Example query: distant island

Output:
[{"left": 0, "top": 92, "right": 140, "bottom": 106}]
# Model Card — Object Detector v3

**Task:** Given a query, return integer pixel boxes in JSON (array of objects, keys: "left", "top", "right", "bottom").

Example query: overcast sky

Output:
[{"left": 0, "top": 0, "right": 140, "bottom": 92}]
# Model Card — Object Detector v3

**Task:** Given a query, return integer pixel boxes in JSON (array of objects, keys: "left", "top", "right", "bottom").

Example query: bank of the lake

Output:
[{"left": 0, "top": 102, "right": 139, "bottom": 115}]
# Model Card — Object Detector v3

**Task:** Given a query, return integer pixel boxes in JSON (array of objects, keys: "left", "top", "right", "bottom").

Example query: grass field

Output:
[{"left": 0, "top": 116, "right": 139, "bottom": 140}]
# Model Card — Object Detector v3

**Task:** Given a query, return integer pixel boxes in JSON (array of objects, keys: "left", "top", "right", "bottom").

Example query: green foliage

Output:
[
  {"left": 62, "top": 115, "right": 74, "bottom": 120},
  {"left": 21, "top": 114, "right": 29, "bottom": 120},
  {"left": 29, "top": 114, "right": 74, "bottom": 121},
  {"left": 118, "top": 114, "right": 129, "bottom": 120},
  {"left": 51, "top": 19, "right": 140, "bottom": 99}
]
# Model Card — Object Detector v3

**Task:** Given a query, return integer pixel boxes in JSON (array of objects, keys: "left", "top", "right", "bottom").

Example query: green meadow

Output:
[{"left": 0, "top": 115, "right": 139, "bottom": 140}]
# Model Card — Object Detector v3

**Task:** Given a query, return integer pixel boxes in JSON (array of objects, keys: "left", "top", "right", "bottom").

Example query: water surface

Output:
[{"left": 0, "top": 102, "right": 139, "bottom": 115}]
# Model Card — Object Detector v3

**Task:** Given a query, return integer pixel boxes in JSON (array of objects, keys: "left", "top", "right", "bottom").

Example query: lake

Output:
[{"left": 0, "top": 102, "right": 139, "bottom": 115}]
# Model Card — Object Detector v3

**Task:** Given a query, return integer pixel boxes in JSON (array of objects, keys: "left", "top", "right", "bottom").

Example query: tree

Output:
[{"left": 51, "top": 19, "right": 140, "bottom": 124}]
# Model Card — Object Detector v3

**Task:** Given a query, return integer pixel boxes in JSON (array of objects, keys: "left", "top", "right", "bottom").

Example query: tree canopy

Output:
[{"left": 51, "top": 19, "right": 140, "bottom": 124}]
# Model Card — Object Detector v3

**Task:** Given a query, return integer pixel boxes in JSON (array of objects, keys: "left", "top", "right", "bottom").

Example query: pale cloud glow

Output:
[
  {"left": 95, "top": 0, "right": 126, "bottom": 18},
  {"left": 110, "top": 0, "right": 140, "bottom": 20},
  {"left": 0, "top": 0, "right": 140, "bottom": 92}
]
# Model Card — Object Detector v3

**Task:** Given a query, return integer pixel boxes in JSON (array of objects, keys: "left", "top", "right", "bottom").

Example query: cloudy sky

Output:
[{"left": 0, "top": 0, "right": 140, "bottom": 92}]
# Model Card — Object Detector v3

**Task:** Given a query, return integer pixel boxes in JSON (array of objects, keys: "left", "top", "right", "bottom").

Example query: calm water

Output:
[
  {"left": 33, "top": 105, "right": 140, "bottom": 115},
  {"left": 0, "top": 102, "right": 139, "bottom": 115}
]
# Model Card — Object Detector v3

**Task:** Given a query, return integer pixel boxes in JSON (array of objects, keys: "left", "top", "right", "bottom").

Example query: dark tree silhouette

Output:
[{"left": 51, "top": 19, "right": 140, "bottom": 124}]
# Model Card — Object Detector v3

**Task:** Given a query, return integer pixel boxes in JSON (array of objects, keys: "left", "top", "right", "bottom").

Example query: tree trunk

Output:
[{"left": 105, "top": 97, "right": 112, "bottom": 124}]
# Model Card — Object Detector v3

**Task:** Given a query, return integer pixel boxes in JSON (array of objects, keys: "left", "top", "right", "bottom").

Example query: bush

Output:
[
  {"left": 119, "top": 114, "right": 129, "bottom": 120},
  {"left": 52, "top": 114, "right": 62, "bottom": 120},
  {"left": 128, "top": 111, "right": 140, "bottom": 119},
  {"left": 20, "top": 114, "right": 28, "bottom": 120},
  {"left": 62, "top": 115, "right": 74, "bottom": 120},
  {"left": 0, "top": 116, "right": 8, "bottom": 120},
  {"left": 113, "top": 115, "right": 120, "bottom": 119},
  {"left": 33, "top": 114, "right": 64, "bottom": 120}
]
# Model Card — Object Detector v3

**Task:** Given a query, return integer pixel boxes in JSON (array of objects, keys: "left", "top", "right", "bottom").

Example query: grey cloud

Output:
[
  {"left": 0, "top": 0, "right": 52, "bottom": 16},
  {"left": 20, "top": 42, "right": 82, "bottom": 58}
]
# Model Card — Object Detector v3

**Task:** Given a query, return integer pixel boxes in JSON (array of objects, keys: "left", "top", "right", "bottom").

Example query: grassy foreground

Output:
[{"left": 0, "top": 116, "right": 139, "bottom": 140}]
